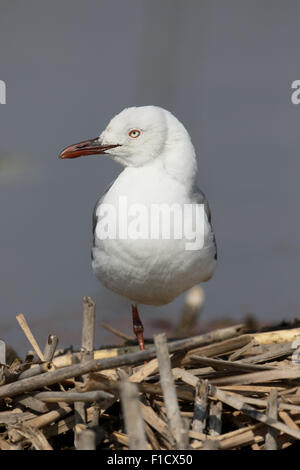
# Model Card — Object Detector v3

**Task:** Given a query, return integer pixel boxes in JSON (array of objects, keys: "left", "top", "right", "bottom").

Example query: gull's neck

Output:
[{"left": 159, "top": 111, "right": 197, "bottom": 188}]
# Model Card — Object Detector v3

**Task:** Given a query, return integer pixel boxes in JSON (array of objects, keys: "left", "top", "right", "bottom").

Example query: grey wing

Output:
[{"left": 192, "top": 186, "right": 217, "bottom": 260}]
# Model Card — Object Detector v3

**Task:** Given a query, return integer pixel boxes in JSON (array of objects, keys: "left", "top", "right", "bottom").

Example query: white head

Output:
[{"left": 60, "top": 106, "right": 197, "bottom": 184}]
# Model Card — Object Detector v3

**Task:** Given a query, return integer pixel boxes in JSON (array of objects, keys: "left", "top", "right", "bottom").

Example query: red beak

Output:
[{"left": 59, "top": 138, "right": 120, "bottom": 159}]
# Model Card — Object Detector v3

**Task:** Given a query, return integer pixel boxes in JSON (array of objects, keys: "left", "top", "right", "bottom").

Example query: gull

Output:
[{"left": 59, "top": 106, "right": 217, "bottom": 350}]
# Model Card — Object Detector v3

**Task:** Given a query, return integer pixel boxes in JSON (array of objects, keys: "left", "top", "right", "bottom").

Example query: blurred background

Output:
[{"left": 0, "top": 0, "right": 300, "bottom": 356}]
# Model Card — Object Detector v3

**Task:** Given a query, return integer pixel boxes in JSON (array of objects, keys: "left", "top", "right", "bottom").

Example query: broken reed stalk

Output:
[
  {"left": 154, "top": 333, "right": 186, "bottom": 449},
  {"left": 119, "top": 380, "right": 147, "bottom": 450},
  {"left": 189, "top": 355, "right": 275, "bottom": 372},
  {"left": 192, "top": 379, "right": 209, "bottom": 434},
  {"left": 16, "top": 314, "right": 44, "bottom": 361},
  {"left": 129, "top": 357, "right": 159, "bottom": 383},
  {"left": 34, "top": 390, "right": 115, "bottom": 404},
  {"left": 210, "top": 367, "right": 300, "bottom": 386},
  {"left": 0, "top": 324, "right": 244, "bottom": 399},
  {"left": 265, "top": 389, "right": 278, "bottom": 450},
  {"left": 74, "top": 296, "right": 96, "bottom": 448},
  {"left": 208, "top": 401, "right": 222, "bottom": 436},
  {"left": 183, "top": 334, "right": 253, "bottom": 363},
  {"left": 81, "top": 296, "right": 95, "bottom": 361},
  {"left": 253, "top": 328, "right": 300, "bottom": 345},
  {"left": 13, "top": 394, "right": 50, "bottom": 414},
  {"left": 43, "top": 335, "right": 58, "bottom": 363}
]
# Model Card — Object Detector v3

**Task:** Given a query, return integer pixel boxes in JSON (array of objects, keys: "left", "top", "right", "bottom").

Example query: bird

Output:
[{"left": 59, "top": 106, "right": 217, "bottom": 350}]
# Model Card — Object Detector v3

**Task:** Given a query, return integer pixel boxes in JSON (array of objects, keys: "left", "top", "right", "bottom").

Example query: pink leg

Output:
[{"left": 131, "top": 304, "right": 145, "bottom": 351}]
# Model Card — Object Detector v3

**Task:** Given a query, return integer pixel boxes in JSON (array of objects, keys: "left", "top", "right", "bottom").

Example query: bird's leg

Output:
[{"left": 131, "top": 304, "right": 145, "bottom": 351}]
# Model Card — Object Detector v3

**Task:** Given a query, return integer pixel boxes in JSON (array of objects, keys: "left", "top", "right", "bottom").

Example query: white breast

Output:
[{"left": 91, "top": 164, "right": 217, "bottom": 306}]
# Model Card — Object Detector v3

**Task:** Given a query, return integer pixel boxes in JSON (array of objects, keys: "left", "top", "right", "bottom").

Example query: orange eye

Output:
[{"left": 129, "top": 129, "right": 141, "bottom": 138}]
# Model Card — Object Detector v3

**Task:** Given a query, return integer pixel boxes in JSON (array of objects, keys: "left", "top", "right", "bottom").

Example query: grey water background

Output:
[{"left": 0, "top": 0, "right": 300, "bottom": 356}]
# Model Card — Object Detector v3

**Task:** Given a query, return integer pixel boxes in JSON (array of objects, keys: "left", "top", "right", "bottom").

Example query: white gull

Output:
[{"left": 59, "top": 106, "right": 217, "bottom": 349}]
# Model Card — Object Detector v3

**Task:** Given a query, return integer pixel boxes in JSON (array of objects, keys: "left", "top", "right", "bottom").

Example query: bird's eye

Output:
[{"left": 129, "top": 129, "right": 141, "bottom": 138}]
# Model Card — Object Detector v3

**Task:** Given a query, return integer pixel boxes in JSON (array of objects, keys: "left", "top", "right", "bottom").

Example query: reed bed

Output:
[{"left": 0, "top": 296, "right": 300, "bottom": 450}]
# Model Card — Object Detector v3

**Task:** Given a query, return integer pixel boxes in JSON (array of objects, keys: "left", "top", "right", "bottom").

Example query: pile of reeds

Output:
[{"left": 0, "top": 296, "right": 300, "bottom": 450}]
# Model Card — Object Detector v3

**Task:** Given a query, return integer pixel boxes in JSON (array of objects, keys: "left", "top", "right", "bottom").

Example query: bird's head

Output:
[{"left": 59, "top": 105, "right": 197, "bottom": 182}]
